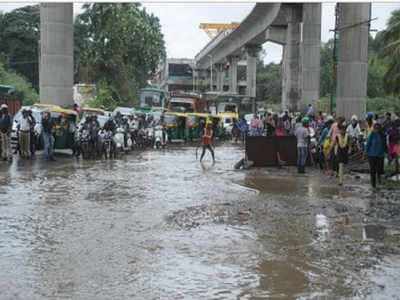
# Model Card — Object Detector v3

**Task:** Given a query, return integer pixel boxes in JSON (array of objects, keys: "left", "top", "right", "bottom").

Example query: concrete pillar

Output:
[
  {"left": 228, "top": 56, "right": 239, "bottom": 94},
  {"left": 215, "top": 64, "right": 224, "bottom": 92},
  {"left": 281, "top": 45, "right": 288, "bottom": 111},
  {"left": 283, "top": 8, "right": 302, "bottom": 112},
  {"left": 40, "top": 3, "right": 74, "bottom": 107},
  {"left": 336, "top": 3, "right": 369, "bottom": 120},
  {"left": 300, "top": 3, "right": 321, "bottom": 110},
  {"left": 245, "top": 45, "right": 259, "bottom": 99}
]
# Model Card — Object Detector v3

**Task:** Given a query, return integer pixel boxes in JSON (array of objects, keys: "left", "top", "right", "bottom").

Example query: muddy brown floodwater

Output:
[{"left": 0, "top": 143, "right": 399, "bottom": 299}]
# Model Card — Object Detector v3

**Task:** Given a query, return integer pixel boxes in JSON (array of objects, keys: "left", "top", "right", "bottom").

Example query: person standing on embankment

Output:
[{"left": 366, "top": 123, "right": 387, "bottom": 189}]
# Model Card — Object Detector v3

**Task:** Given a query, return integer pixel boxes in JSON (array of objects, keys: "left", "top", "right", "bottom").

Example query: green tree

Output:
[
  {"left": 320, "top": 39, "right": 334, "bottom": 98},
  {"left": 382, "top": 9, "right": 400, "bottom": 95},
  {"left": 0, "top": 5, "right": 40, "bottom": 90},
  {"left": 86, "top": 80, "right": 118, "bottom": 111},
  {"left": 0, "top": 60, "right": 39, "bottom": 105},
  {"left": 75, "top": 3, "right": 166, "bottom": 106},
  {"left": 256, "top": 50, "right": 282, "bottom": 104}
]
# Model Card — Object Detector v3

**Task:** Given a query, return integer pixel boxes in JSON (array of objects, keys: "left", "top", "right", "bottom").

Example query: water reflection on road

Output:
[{"left": 0, "top": 144, "right": 398, "bottom": 299}]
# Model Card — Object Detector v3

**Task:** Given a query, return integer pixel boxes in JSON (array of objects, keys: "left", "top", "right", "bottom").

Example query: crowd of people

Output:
[
  {"left": 238, "top": 104, "right": 400, "bottom": 189},
  {"left": 2, "top": 101, "right": 400, "bottom": 189}
]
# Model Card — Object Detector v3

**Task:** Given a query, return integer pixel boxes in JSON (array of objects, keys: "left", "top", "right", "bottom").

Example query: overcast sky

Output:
[{"left": 1, "top": 2, "right": 399, "bottom": 63}]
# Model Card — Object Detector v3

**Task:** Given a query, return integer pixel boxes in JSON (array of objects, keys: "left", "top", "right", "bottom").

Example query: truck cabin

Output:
[{"left": 167, "top": 92, "right": 205, "bottom": 113}]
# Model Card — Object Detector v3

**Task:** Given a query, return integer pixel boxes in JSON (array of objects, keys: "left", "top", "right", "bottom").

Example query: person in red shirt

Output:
[{"left": 200, "top": 122, "right": 215, "bottom": 163}]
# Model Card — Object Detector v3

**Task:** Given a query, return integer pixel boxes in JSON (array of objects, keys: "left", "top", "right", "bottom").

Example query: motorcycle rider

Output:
[
  {"left": 346, "top": 115, "right": 362, "bottom": 153},
  {"left": 90, "top": 115, "right": 101, "bottom": 152},
  {"left": 346, "top": 115, "right": 361, "bottom": 139},
  {"left": 104, "top": 117, "right": 116, "bottom": 133},
  {"left": 114, "top": 111, "right": 123, "bottom": 127}
]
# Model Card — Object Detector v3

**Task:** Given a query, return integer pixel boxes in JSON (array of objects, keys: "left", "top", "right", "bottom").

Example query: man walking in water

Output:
[{"left": 200, "top": 121, "right": 215, "bottom": 163}]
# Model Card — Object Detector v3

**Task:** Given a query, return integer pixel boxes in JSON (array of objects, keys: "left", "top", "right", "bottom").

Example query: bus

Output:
[{"left": 139, "top": 87, "right": 168, "bottom": 112}]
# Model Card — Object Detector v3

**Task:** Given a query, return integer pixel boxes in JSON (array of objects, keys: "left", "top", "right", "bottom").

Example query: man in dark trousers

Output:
[
  {"left": 366, "top": 123, "right": 387, "bottom": 189},
  {"left": 27, "top": 109, "right": 37, "bottom": 158},
  {"left": 200, "top": 121, "right": 215, "bottom": 163},
  {"left": 42, "top": 111, "right": 56, "bottom": 161},
  {"left": 0, "top": 104, "right": 12, "bottom": 161}
]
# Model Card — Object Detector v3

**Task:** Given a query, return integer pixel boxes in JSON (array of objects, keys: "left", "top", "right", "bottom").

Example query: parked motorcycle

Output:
[{"left": 154, "top": 126, "right": 167, "bottom": 149}]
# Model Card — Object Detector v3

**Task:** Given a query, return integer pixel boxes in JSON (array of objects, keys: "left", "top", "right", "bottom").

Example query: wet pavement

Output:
[{"left": 0, "top": 143, "right": 399, "bottom": 299}]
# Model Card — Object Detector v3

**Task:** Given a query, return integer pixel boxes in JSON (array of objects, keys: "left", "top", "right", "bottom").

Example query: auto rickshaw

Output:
[
  {"left": 48, "top": 106, "right": 78, "bottom": 151},
  {"left": 207, "top": 114, "right": 223, "bottom": 139},
  {"left": 218, "top": 112, "right": 239, "bottom": 139},
  {"left": 163, "top": 112, "right": 187, "bottom": 141},
  {"left": 185, "top": 113, "right": 209, "bottom": 141},
  {"left": 80, "top": 107, "right": 106, "bottom": 120}
]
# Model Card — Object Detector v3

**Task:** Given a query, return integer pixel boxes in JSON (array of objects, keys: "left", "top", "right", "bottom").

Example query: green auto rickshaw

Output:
[
  {"left": 164, "top": 112, "right": 187, "bottom": 142},
  {"left": 50, "top": 106, "right": 78, "bottom": 151},
  {"left": 185, "top": 112, "right": 210, "bottom": 141}
]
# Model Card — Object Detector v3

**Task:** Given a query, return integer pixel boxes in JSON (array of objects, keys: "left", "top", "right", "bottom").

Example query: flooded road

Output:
[{"left": 0, "top": 144, "right": 399, "bottom": 299}]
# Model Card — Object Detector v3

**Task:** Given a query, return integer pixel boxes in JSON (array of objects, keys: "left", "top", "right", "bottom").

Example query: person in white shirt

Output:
[
  {"left": 17, "top": 109, "right": 31, "bottom": 158},
  {"left": 346, "top": 115, "right": 361, "bottom": 138}
]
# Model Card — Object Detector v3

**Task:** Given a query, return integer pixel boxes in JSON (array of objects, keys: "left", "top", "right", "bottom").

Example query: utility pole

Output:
[
  {"left": 208, "top": 55, "right": 213, "bottom": 91},
  {"left": 330, "top": 4, "right": 340, "bottom": 115}
]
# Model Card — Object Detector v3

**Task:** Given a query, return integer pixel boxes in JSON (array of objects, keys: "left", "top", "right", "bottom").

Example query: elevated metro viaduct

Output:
[
  {"left": 39, "top": 3, "right": 370, "bottom": 120},
  {"left": 195, "top": 3, "right": 370, "bottom": 120}
]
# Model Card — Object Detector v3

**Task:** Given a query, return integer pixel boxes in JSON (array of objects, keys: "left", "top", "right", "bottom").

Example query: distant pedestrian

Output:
[
  {"left": 200, "top": 122, "right": 215, "bottom": 163},
  {"left": 295, "top": 117, "right": 310, "bottom": 174},
  {"left": 238, "top": 117, "right": 248, "bottom": 142},
  {"left": 333, "top": 124, "right": 349, "bottom": 186},
  {"left": 18, "top": 109, "right": 31, "bottom": 159},
  {"left": 42, "top": 111, "right": 56, "bottom": 161},
  {"left": 387, "top": 119, "right": 400, "bottom": 175},
  {"left": 366, "top": 123, "right": 387, "bottom": 189},
  {"left": 0, "top": 104, "right": 12, "bottom": 161},
  {"left": 250, "top": 114, "right": 262, "bottom": 136},
  {"left": 365, "top": 112, "right": 375, "bottom": 137},
  {"left": 27, "top": 109, "right": 37, "bottom": 158},
  {"left": 306, "top": 103, "right": 314, "bottom": 117},
  {"left": 319, "top": 116, "right": 334, "bottom": 173},
  {"left": 275, "top": 118, "right": 286, "bottom": 136}
]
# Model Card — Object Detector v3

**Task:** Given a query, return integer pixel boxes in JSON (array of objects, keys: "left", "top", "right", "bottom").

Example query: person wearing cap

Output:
[
  {"left": 17, "top": 109, "right": 31, "bottom": 159},
  {"left": 295, "top": 117, "right": 310, "bottom": 174},
  {"left": 0, "top": 104, "right": 12, "bottom": 161},
  {"left": 346, "top": 115, "right": 361, "bottom": 139},
  {"left": 200, "top": 121, "right": 215, "bottom": 163},
  {"left": 366, "top": 122, "right": 387, "bottom": 189}
]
